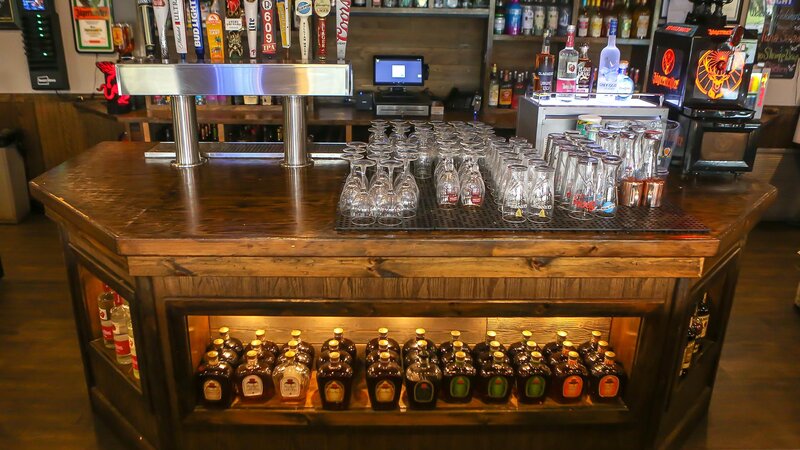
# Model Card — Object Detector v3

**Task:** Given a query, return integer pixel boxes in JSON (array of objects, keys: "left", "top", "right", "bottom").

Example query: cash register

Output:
[{"left": 373, "top": 55, "right": 432, "bottom": 117}]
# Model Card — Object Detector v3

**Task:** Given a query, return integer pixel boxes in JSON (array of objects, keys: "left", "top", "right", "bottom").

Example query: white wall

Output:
[{"left": 764, "top": 72, "right": 800, "bottom": 107}]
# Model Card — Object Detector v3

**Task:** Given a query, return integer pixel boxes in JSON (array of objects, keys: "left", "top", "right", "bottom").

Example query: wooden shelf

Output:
[
  {"left": 350, "top": 7, "right": 490, "bottom": 17},
  {"left": 89, "top": 338, "right": 142, "bottom": 394},
  {"left": 492, "top": 34, "right": 651, "bottom": 46}
]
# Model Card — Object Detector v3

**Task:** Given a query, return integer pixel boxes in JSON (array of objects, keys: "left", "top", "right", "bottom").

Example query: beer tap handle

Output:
[
  {"left": 314, "top": 0, "right": 331, "bottom": 62},
  {"left": 296, "top": 0, "right": 312, "bottom": 62}
]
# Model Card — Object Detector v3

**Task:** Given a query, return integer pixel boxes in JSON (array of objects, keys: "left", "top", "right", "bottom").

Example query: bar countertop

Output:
[{"left": 30, "top": 142, "right": 776, "bottom": 269}]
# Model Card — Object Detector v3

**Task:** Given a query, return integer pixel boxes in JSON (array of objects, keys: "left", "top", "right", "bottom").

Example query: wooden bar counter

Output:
[{"left": 30, "top": 142, "right": 776, "bottom": 450}]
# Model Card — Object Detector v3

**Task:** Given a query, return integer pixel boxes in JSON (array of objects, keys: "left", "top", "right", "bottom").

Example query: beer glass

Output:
[
  {"left": 569, "top": 157, "right": 599, "bottom": 221},
  {"left": 527, "top": 165, "right": 555, "bottom": 223},
  {"left": 436, "top": 151, "right": 460, "bottom": 209},
  {"left": 501, "top": 165, "right": 528, "bottom": 223},
  {"left": 658, "top": 120, "right": 681, "bottom": 177},
  {"left": 596, "top": 156, "right": 622, "bottom": 218}
]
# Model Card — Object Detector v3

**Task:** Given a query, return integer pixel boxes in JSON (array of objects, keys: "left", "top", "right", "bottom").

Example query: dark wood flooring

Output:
[{"left": 0, "top": 215, "right": 798, "bottom": 450}]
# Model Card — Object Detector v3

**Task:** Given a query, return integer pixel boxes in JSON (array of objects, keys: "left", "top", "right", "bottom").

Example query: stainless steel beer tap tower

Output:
[{"left": 116, "top": 62, "right": 353, "bottom": 168}]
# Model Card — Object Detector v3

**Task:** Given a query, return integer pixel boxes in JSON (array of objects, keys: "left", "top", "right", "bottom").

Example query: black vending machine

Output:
[{"left": 17, "top": 0, "right": 70, "bottom": 91}]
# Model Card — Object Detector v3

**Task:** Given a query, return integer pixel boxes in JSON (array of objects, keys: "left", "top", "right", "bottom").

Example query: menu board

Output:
[{"left": 756, "top": 3, "right": 800, "bottom": 78}]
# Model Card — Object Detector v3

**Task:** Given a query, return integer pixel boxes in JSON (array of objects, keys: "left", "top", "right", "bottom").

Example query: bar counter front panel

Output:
[{"left": 30, "top": 142, "right": 776, "bottom": 450}]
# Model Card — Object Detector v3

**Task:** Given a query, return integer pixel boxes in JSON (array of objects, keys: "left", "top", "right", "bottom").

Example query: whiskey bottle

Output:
[
  {"left": 498, "top": 71, "right": 514, "bottom": 109},
  {"left": 246, "top": 339, "right": 276, "bottom": 368},
  {"left": 550, "top": 351, "right": 588, "bottom": 403},
  {"left": 488, "top": 64, "right": 500, "bottom": 107},
  {"left": 282, "top": 330, "right": 315, "bottom": 360},
  {"left": 583, "top": 340, "right": 611, "bottom": 368},
  {"left": 247, "top": 329, "right": 281, "bottom": 356},
  {"left": 438, "top": 330, "right": 464, "bottom": 358},
  {"left": 277, "top": 340, "right": 313, "bottom": 369},
  {"left": 690, "top": 311, "right": 703, "bottom": 355},
  {"left": 534, "top": 30, "right": 555, "bottom": 93},
  {"left": 321, "top": 328, "right": 357, "bottom": 361},
  {"left": 317, "top": 339, "right": 354, "bottom": 369},
  {"left": 405, "top": 340, "right": 440, "bottom": 369},
  {"left": 365, "top": 339, "right": 401, "bottom": 368},
  {"left": 110, "top": 295, "right": 132, "bottom": 365},
  {"left": 576, "top": 43, "right": 593, "bottom": 98},
  {"left": 442, "top": 351, "right": 477, "bottom": 403},
  {"left": 366, "top": 351, "right": 403, "bottom": 410},
  {"left": 236, "top": 350, "right": 275, "bottom": 403},
  {"left": 696, "top": 294, "right": 710, "bottom": 340},
  {"left": 217, "top": 326, "right": 244, "bottom": 356},
  {"left": 588, "top": 351, "right": 625, "bottom": 403},
  {"left": 477, "top": 341, "right": 510, "bottom": 368},
  {"left": 209, "top": 338, "right": 240, "bottom": 367},
  {"left": 97, "top": 285, "right": 116, "bottom": 349},
  {"left": 513, "top": 341, "right": 542, "bottom": 367},
  {"left": 578, "top": 331, "right": 603, "bottom": 360},
  {"left": 472, "top": 330, "right": 501, "bottom": 361},
  {"left": 507, "top": 330, "right": 534, "bottom": 360},
  {"left": 366, "top": 327, "right": 401, "bottom": 355},
  {"left": 441, "top": 340, "right": 474, "bottom": 365},
  {"left": 547, "top": 340, "right": 576, "bottom": 368},
  {"left": 516, "top": 351, "right": 551, "bottom": 404},
  {"left": 317, "top": 352, "right": 354, "bottom": 410},
  {"left": 127, "top": 317, "right": 139, "bottom": 380},
  {"left": 478, "top": 351, "right": 515, "bottom": 403},
  {"left": 404, "top": 347, "right": 442, "bottom": 410},
  {"left": 542, "top": 330, "right": 568, "bottom": 359},
  {"left": 402, "top": 328, "right": 437, "bottom": 358},
  {"left": 197, "top": 351, "right": 234, "bottom": 408},
  {"left": 272, "top": 350, "right": 311, "bottom": 405}
]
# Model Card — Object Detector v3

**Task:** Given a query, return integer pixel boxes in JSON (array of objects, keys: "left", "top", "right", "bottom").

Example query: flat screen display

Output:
[
  {"left": 374, "top": 56, "right": 424, "bottom": 86},
  {"left": 22, "top": 0, "right": 46, "bottom": 11}
]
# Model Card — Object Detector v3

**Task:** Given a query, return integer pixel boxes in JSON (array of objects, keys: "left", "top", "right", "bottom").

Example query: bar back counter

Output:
[{"left": 30, "top": 142, "right": 775, "bottom": 450}]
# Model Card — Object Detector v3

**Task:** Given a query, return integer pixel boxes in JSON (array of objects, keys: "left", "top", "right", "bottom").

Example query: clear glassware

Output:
[
  {"left": 501, "top": 164, "right": 528, "bottom": 223},
  {"left": 658, "top": 121, "right": 679, "bottom": 177},
  {"left": 436, "top": 151, "right": 460, "bottom": 209},
  {"left": 349, "top": 160, "right": 376, "bottom": 226},
  {"left": 396, "top": 152, "right": 420, "bottom": 218},
  {"left": 338, "top": 153, "right": 365, "bottom": 216},
  {"left": 527, "top": 165, "right": 555, "bottom": 223},
  {"left": 596, "top": 131, "right": 619, "bottom": 157},
  {"left": 558, "top": 150, "right": 584, "bottom": 209},
  {"left": 617, "top": 131, "right": 637, "bottom": 181},
  {"left": 374, "top": 159, "right": 404, "bottom": 226},
  {"left": 569, "top": 156, "right": 599, "bottom": 221},
  {"left": 459, "top": 158, "right": 485, "bottom": 208},
  {"left": 596, "top": 155, "right": 622, "bottom": 218},
  {"left": 640, "top": 130, "right": 662, "bottom": 180}
]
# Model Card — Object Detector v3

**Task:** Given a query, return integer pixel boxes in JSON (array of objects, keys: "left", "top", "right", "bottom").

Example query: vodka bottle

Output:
[
  {"left": 615, "top": 60, "right": 634, "bottom": 101},
  {"left": 596, "top": 18, "right": 620, "bottom": 97},
  {"left": 555, "top": 25, "right": 578, "bottom": 102}
]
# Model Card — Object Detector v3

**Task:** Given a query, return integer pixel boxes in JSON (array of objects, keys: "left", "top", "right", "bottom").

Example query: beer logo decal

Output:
[
  {"left": 662, "top": 48, "right": 675, "bottom": 75},
  {"left": 695, "top": 50, "right": 744, "bottom": 100}
]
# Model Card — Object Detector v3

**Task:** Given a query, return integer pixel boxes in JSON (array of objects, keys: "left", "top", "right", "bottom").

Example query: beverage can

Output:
[
  {"left": 522, "top": 5, "right": 534, "bottom": 35},
  {"left": 577, "top": 115, "right": 602, "bottom": 135},
  {"left": 533, "top": 6, "right": 545, "bottom": 35}
]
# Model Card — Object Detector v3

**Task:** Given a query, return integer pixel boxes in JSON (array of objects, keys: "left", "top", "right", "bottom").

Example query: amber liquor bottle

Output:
[
  {"left": 216, "top": 326, "right": 244, "bottom": 356},
  {"left": 477, "top": 341, "right": 510, "bottom": 368},
  {"left": 472, "top": 330, "right": 498, "bottom": 361},
  {"left": 498, "top": 71, "right": 514, "bottom": 109},
  {"left": 245, "top": 340, "right": 276, "bottom": 368},
  {"left": 272, "top": 350, "right": 311, "bottom": 405},
  {"left": 542, "top": 330, "right": 568, "bottom": 359},
  {"left": 478, "top": 351, "right": 515, "bottom": 404},
  {"left": 404, "top": 347, "right": 442, "bottom": 410},
  {"left": 534, "top": 29, "right": 555, "bottom": 93},
  {"left": 321, "top": 328, "right": 357, "bottom": 361},
  {"left": 513, "top": 341, "right": 542, "bottom": 368},
  {"left": 547, "top": 340, "right": 577, "bottom": 368},
  {"left": 366, "top": 327, "right": 401, "bottom": 355},
  {"left": 278, "top": 340, "right": 313, "bottom": 369},
  {"left": 405, "top": 340, "right": 440, "bottom": 369},
  {"left": 97, "top": 284, "right": 116, "bottom": 349},
  {"left": 696, "top": 294, "right": 711, "bottom": 344},
  {"left": 550, "top": 351, "right": 588, "bottom": 403},
  {"left": 516, "top": 351, "right": 551, "bottom": 404},
  {"left": 317, "top": 352, "right": 354, "bottom": 410},
  {"left": 690, "top": 311, "right": 703, "bottom": 355},
  {"left": 588, "top": 351, "right": 626, "bottom": 403},
  {"left": 576, "top": 43, "right": 593, "bottom": 98},
  {"left": 366, "top": 339, "right": 401, "bottom": 368},
  {"left": 584, "top": 340, "right": 612, "bottom": 368},
  {"left": 208, "top": 338, "right": 240, "bottom": 367},
  {"left": 578, "top": 330, "right": 603, "bottom": 360},
  {"left": 197, "top": 351, "right": 234, "bottom": 408},
  {"left": 507, "top": 330, "right": 534, "bottom": 360},
  {"left": 438, "top": 330, "right": 465, "bottom": 359},
  {"left": 402, "top": 328, "right": 437, "bottom": 359},
  {"left": 442, "top": 351, "right": 477, "bottom": 403},
  {"left": 281, "top": 330, "right": 315, "bottom": 360},
  {"left": 366, "top": 352, "right": 403, "bottom": 410},
  {"left": 236, "top": 350, "right": 274, "bottom": 403},
  {"left": 441, "top": 340, "right": 474, "bottom": 365},
  {"left": 317, "top": 339, "right": 354, "bottom": 368},
  {"left": 246, "top": 329, "right": 280, "bottom": 357}
]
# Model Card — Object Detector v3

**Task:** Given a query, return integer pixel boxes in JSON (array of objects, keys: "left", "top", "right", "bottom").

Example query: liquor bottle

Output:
[
  {"left": 516, "top": 351, "right": 551, "bottom": 404},
  {"left": 507, "top": 330, "right": 534, "bottom": 360},
  {"left": 557, "top": 0, "right": 571, "bottom": 36},
  {"left": 404, "top": 347, "right": 442, "bottom": 410},
  {"left": 236, "top": 350, "right": 275, "bottom": 403},
  {"left": 494, "top": 0, "right": 506, "bottom": 35},
  {"left": 577, "top": 0, "right": 589, "bottom": 37},
  {"left": 488, "top": 65, "right": 500, "bottom": 107},
  {"left": 110, "top": 295, "right": 132, "bottom": 365},
  {"left": 317, "top": 339, "right": 354, "bottom": 368},
  {"left": 547, "top": 340, "right": 577, "bottom": 368},
  {"left": 522, "top": 2, "right": 534, "bottom": 35},
  {"left": 366, "top": 352, "right": 403, "bottom": 410},
  {"left": 478, "top": 341, "right": 511, "bottom": 368},
  {"left": 441, "top": 341, "right": 474, "bottom": 365},
  {"left": 545, "top": 0, "right": 558, "bottom": 35},
  {"left": 615, "top": 61, "right": 634, "bottom": 101},
  {"left": 478, "top": 351, "right": 515, "bottom": 403},
  {"left": 281, "top": 330, "right": 315, "bottom": 360},
  {"left": 505, "top": 0, "right": 523, "bottom": 35},
  {"left": 321, "top": 328, "right": 357, "bottom": 361},
  {"left": 589, "top": 0, "right": 603, "bottom": 38},
  {"left": 696, "top": 294, "right": 711, "bottom": 340},
  {"left": 472, "top": 330, "right": 499, "bottom": 361},
  {"left": 197, "top": 351, "right": 234, "bottom": 408},
  {"left": 127, "top": 317, "right": 139, "bottom": 379},
  {"left": 556, "top": 25, "right": 579, "bottom": 101},
  {"left": 439, "top": 330, "right": 465, "bottom": 358},
  {"left": 442, "top": 351, "right": 477, "bottom": 403},
  {"left": 366, "top": 339, "right": 402, "bottom": 368},
  {"left": 245, "top": 340, "right": 276, "bottom": 368},
  {"left": 576, "top": 43, "right": 593, "bottom": 98},
  {"left": 216, "top": 326, "right": 244, "bottom": 356},
  {"left": 366, "top": 328, "right": 402, "bottom": 355},
  {"left": 550, "top": 351, "right": 588, "bottom": 403},
  {"left": 209, "top": 338, "right": 240, "bottom": 366},
  {"left": 602, "top": 0, "right": 616, "bottom": 37},
  {"left": 589, "top": 351, "right": 626, "bottom": 403},
  {"left": 578, "top": 331, "right": 603, "bottom": 360},
  {"left": 513, "top": 341, "right": 542, "bottom": 367},
  {"left": 246, "top": 329, "right": 280, "bottom": 358},
  {"left": 596, "top": 18, "right": 620, "bottom": 96},
  {"left": 498, "top": 71, "right": 514, "bottom": 108},
  {"left": 273, "top": 350, "right": 311, "bottom": 405},
  {"left": 618, "top": 0, "right": 632, "bottom": 38},
  {"left": 542, "top": 330, "right": 568, "bottom": 359},
  {"left": 278, "top": 340, "right": 313, "bottom": 369},
  {"left": 584, "top": 340, "right": 611, "bottom": 368},
  {"left": 402, "top": 328, "right": 437, "bottom": 358},
  {"left": 97, "top": 285, "right": 116, "bottom": 349},
  {"left": 317, "top": 352, "right": 354, "bottom": 410},
  {"left": 405, "top": 340, "right": 440, "bottom": 368},
  {"left": 534, "top": 30, "right": 555, "bottom": 93},
  {"left": 632, "top": 0, "right": 649, "bottom": 39},
  {"left": 511, "top": 72, "right": 526, "bottom": 109},
  {"left": 690, "top": 311, "right": 703, "bottom": 354}
]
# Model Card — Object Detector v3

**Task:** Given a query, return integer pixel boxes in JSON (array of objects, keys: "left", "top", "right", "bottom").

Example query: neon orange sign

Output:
[
  {"left": 662, "top": 49, "right": 676, "bottom": 75},
  {"left": 694, "top": 50, "right": 744, "bottom": 99},
  {"left": 707, "top": 28, "right": 732, "bottom": 37},
  {"left": 665, "top": 25, "right": 692, "bottom": 33}
]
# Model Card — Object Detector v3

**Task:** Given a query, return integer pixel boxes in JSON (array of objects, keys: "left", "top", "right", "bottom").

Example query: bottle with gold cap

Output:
[
  {"left": 245, "top": 329, "right": 280, "bottom": 357},
  {"left": 317, "top": 351, "right": 354, "bottom": 410},
  {"left": 321, "top": 327, "right": 357, "bottom": 361},
  {"left": 478, "top": 351, "right": 515, "bottom": 404},
  {"left": 516, "top": 351, "right": 551, "bottom": 404},
  {"left": 442, "top": 351, "right": 477, "bottom": 403},
  {"left": 578, "top": 330, "right": 603, "bottom": 360},
  {"left": 244, "top": 339, "right": 276, "bottom": 368},
  {"left": 207, "top": 338, "right": 240, "bottom": 367},
  {"left": 507, "top": 330, "right": 534, "bottom": 360},
  {"left": 513, "top": 341, "right": 542, "bottom": 368},
  {"left": 405, "top": 340, "right": 440, "bottom": 368},
  {"left": 471, "top": 330, "right": 501, "bottom": 362},
  {"left": 588, "top": 351, "right": 625, "bottom": 403},
  {"left": 216, "top": 326, "right": 243, "bottom": 356},
  {"left": 542, "top": 330, "right": 568, "bottom": 359},
  {"left": 547, "top": 340, "right": 577, "bottom": 368},
  {"left": 550, "top": 350, "right": 588, "bottom": 403},
  {"left": 477, "top": 341, "right": 510, "bottom": 368},
  {"left": 197, "top": 350, "right": 234, "bottom": 408},
  {"left": 366, "top": 351, "right": 403, "bottom": 410},
  {"left": 272, "top": 350, "right": 310, "bottom": 405},
  {"left": 584, "top": 340, "right": 612, "bottom": 368},
  {"left": 439, "top": 330, "right": 470, "bottom": 359},
  {"left": 277, "top": 340, "right": 313, "bottom": 369},
  {"left": 317, "top": 339, "right": 354, "bottom": 368},
  {"left": 365, "top": 339, "right": 401, "bottom": 368},
  {"left": 403, "top": 328, "right": 438, "bottom": 359},
  {"left": 236, "top": 350, "right": 274, "bottom": 403},
  {"left": 404, "top": 343, "right": 442, "bottom": 410},
  {"left": 440, "top": 340, "right": 474, "bottom": 365},
  {"left": 366, "top": 327, "right": 401, "bottom": 355},
  {"left": 281, "top": 330, "right": 315, "bottom": 360}
]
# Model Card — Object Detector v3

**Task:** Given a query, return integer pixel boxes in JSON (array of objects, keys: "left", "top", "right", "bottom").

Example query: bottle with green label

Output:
[
  {"left": 442, "top": 351, "right": 477, "bottom": 403},
  {"left": 516, "top": 351, "right": 551, "bottom": 404},
  {"left": 478, "top": 351, "right": 515, "bottom": 404},
  {"left": 404, "top": 341, "right": 442, "bottom": 410}
]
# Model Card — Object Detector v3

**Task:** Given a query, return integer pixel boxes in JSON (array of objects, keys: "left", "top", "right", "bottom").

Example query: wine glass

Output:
[
  {"left": 350, "top": 160, "right": 377, "bottom": 226},
  {"left": 338, "top": 153, "right": 364, "bottom": 216}
]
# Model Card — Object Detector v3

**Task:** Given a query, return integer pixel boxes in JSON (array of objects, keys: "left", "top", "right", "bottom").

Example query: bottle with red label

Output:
[
  {"left": 498, "top": 71, "right": 514, "bottom": 108},
  {"left": 588, "top": 351, "right": 626, "bottom": 403},
  {"left": 550, "top": 350, "right": 588, "bottom": 403},
  {"left": 236, "top": 350, "right": 274, "bottom": 403},
  {"left": 97, "top": 285, "right": 116, "bottom": 349},
  {"left": 197, "top": 351, "right": 235, "bottom": 408},
  {"left": 317, "top": 352, "right": 354, "bottom": 410},
  {"left": 110, "top": 293, "right": 132, "bottom": 365},
  {"left": 127, "top": 317, "right": 139, "bottom": 380}
]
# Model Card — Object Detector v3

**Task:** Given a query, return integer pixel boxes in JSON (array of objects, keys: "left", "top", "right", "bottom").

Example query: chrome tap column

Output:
[
  {"left": 282, "top": 95, "right": 310, "bottom": 167},
  {"left": 170, "top": 95, "right": 206, "bottom": 167}
]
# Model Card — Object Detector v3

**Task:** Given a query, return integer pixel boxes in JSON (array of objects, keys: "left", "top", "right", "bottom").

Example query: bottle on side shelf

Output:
[
  {"left": 690, "top": 310, "right": 703, "bottom": 355},
  {"left": 405, "top": 340, "right": 440, "bottom": 371},
  {"left": 488, "top": 64, "right": 500, "bottom": 107},
  {"left": 127, "top": 317, "right": 139, "bottom": 380},
  {"left": 696, "top": 294, "right": 711, "bottom": 340},
  {"left": 442, "top": 351, "right": 477, "bottom": 403},
  {"left": 534, "top": 29, "right": 555, "bottom": 93},
  {"left": 197, "top": 351, "right": 234, "bottom": 408},
  {"left": 547, "top": 340, "right": 577, "bottom": 368},
  {"left": 317, "top": 352, "right": 354, "bottom": 410},
  {"left": 216, "top": 326, "right": 244, "bottom": 356},
  {"left": 246, "top": 339, "right": 276, "bottom": 368},
  {"left": 366, "top": 352, "right": 403, "bottom": 410},
  {"left": 97, "top": 285, "right": 116, "bottom": 349},
  {"left": 317, "top": 339, "right": 354, "bottom": 369},
  {"left": 110, "top": 294, "right": 132, "bottom": 365},
  {"left": 278, "top": 340, "right": 313, "bottom": 369},
  {"left": 550, "top": 351, "right": 588, "bottom": 403},
  {"left": 321, "top": 328, "right": 357, "bottom": 361},
  {"left": 472, "top": 330, "right": 500, "bottom": 361},
  {"left": 273, "top": 350, "right": 310, "bottom": 405},
  {"left": 404, "top": 342, "right": 442, "bottom": 410},
  {"left": 366, "top": 327, "right": 401, "bottom": 356},
  {"left": 402, "top": 328, "right": 437, "bottom": 358},
  {"left": 441, "top": 341, "right": 474, "bottom": 365},
  {"left": 578, "top": 331, "right": 603, "bottom": 360},
  {"left": 584, "top": 340, "right": 612, "bottom": 368},
  {"left": 513, "top": 341, "right": 542, "bottom": 368},
  {"left": 477, "top": 341, "right": 510, "bottom": 368},
  {"left": 516, "top": 351, "right": 551, "bottom": 404},
  {"left": 588, "top": 351, "right": 626, "bottom": 403},
  {"left": 282, "top": 330, "right": 315, "bottom": 360},
  {"left": 478, "top": 351, "right": 515, "bottom": 404},
  {"left": 246, "top": 329, "right": 280, "bottom": 356},
  {"left": 366, "top": 339, "right": 402, "bottom": 368},
  {"left": 209, "top": 338, "right": 240, "bottom": 367},
  {"left": 236, "top": 350, "right": 274, "bottom": 403},
  {"left": 438, "top": 330, "right": 465, "bottom": 359},
  {"left": 542, "top": 330, "right": 568, "bottom": 359},
  {"left": 507, "top": 330, "right": 534, "bottom": 360}
]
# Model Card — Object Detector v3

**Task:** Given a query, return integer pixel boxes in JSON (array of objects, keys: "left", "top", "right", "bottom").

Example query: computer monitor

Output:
[{"left": 373, "top": 55, "right": 424, "bottom": 87}]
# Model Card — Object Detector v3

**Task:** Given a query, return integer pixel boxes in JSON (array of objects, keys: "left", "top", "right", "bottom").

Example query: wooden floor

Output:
[{"left": 0, "top": 214, "right": 798, "bottom": 450}]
